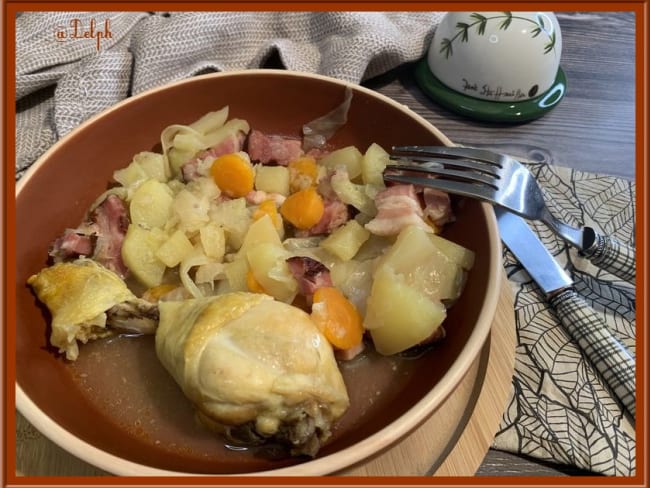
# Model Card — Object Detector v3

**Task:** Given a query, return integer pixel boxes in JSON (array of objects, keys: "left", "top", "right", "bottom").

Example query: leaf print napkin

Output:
[{"left": 492, "top": 161, "right": 636, "bottom": 476}]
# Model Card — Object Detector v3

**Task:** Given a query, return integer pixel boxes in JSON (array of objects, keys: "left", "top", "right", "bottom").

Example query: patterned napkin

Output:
[
  {"left": 14, "top": 11, "right": 636, "bottom": 476},
  {"left": 491, "top": 161, "right": 636, "bottom": 476}
]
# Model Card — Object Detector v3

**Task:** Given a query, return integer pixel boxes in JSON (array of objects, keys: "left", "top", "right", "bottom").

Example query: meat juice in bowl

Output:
[{"left": 15, "top": 70, "right": 501, "bottom": 475}]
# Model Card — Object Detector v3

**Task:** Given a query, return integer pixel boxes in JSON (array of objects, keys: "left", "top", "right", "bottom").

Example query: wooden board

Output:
[{"left": 15, "top": 277, "right": 515, "bottom": 477}]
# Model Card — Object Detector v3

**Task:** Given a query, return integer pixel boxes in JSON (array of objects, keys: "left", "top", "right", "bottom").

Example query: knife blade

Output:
[{"left": 496, "top": 207, "right": 636, "bottom": 421}]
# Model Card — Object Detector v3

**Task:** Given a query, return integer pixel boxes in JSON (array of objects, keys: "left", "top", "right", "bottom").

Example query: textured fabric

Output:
[
  {"left": 493, "top": 162, "right": 636, "bottom": 476},
  {"left": 15, "top": 11, "right": 444, "bottom": 179}
]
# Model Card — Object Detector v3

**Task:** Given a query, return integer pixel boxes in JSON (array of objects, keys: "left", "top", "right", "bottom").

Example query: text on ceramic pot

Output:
[
  {"left": 462, "top": 78, "right": 528, "bottom": 100},
  {"left": 54, "top": 19, "right": 112, "bottom": 51}
]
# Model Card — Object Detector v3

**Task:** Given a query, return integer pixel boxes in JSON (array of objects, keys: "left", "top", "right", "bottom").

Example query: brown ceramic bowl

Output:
[{"left": 15, "top": 70, "right": 501, "bottom": 476}]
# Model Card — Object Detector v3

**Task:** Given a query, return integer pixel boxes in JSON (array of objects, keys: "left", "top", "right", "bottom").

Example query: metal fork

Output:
[{"left": 386, "top": 145, "right": 636, "bottom": 283}]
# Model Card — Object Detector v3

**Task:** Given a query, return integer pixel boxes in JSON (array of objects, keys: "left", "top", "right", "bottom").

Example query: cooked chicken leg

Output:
[{"left": 155, "top": 292, "right": 350, "bottom": 456}]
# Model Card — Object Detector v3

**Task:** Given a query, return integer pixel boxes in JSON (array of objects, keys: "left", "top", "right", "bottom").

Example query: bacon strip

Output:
[
  {"left": 49, "top": 228, "right": 96, "bottom": 261},
  {"left": 48, "top": 194, "right": 129, "bottom": 278},
  {"left": 91, "top": 194, "right": 130, "bottom": 278},
  {"left": 247, "top": 130, "right": 303, "bottom": 166},
  {"left": 364, "top": 184, "right": 432, "bottom": 236},
  {"left": 421, "top": 187, "right": 454, "bottom": 228},
  {"left": 306, "top": 198, "right": 350, "bottom": 236}
]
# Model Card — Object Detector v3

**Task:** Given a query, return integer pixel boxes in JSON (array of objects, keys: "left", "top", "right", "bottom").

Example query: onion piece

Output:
[{"left": 302, "top": 86, "right": 353, "bottom": 151}]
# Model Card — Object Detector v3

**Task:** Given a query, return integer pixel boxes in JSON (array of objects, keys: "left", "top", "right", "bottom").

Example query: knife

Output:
[{"left": 495, "top": 207, "right": 636, "bottom": 420}]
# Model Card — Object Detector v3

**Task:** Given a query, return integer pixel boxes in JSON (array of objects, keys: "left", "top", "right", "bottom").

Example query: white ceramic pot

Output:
[{"left": 427, "top": 12, "right": 562, "bottom": 102}]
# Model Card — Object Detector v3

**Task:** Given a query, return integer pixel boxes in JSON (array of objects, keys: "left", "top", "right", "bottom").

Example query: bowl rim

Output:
[{"left": 15, "top": 68, "right": 501, "bottom": 477}]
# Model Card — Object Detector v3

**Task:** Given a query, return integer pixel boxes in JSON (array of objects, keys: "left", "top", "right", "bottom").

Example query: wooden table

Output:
[{"left": 364, "top": 11, "right": 636, "bottom": 476}]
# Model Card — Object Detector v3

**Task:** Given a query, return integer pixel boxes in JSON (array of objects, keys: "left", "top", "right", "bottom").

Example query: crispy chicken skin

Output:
[
  {"left": 155, "top": 292, "right": 350, "bottom": 456},
  {"left": 27, "top": 259, "right": 158, "bottom": 360}
]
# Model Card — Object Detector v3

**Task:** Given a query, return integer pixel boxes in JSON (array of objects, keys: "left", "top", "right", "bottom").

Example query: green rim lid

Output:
[{"left": 415, "top": 57, "right": 566, "bottom": 123}]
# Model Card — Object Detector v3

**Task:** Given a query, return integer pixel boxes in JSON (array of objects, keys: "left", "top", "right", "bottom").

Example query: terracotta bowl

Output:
[{"left": 15, "top": 70, "right": 501, "bottom": 476}]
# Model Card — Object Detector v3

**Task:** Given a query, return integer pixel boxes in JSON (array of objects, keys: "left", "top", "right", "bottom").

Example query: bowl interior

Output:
[{"left": 15, "top": 71, "right": 498, "bottom": 475}]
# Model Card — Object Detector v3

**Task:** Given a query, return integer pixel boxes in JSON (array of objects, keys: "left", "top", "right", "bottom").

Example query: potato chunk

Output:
[
  {"left": 121, "top": 225, "right": 167, "bottom": 288},
  {"left": 255, "top": 165, "right": 290, "bottom": 196},
  {"left": 318, "top": 146, "right": 363, "bottom": 180},
  {"left": 320, "top": 219, "right": 370, "bottom": 261},
  {"left": 379, "top": 225, "right": 466, "bottom": 302},
  {"left": 429, "top": 233, "right": 475, "bottom": 270},
  {"left": 361, "top": 143, "right": 389, "bottom": 187},
  {"left": 156, "top": 229, "right": 194, "bottom": 268},
  {"left": 129, "top": 179, "right": 174, "bottom": 229},
  {"left": 365, "top": 267, "right": 446, "bottom": 355}
]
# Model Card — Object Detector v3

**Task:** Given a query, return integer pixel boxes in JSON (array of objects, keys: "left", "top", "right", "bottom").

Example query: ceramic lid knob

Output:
[{"left": 427, "top": 12, "right": 562, "bottom": 102}]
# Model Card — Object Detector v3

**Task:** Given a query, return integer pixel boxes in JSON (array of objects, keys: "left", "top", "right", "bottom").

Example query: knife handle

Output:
[
  {"left": 549, "top": 288, "right": 636, "bottom": 420},
  {"left": 582, "top": 229, "right": 636, "bottom": 283}
]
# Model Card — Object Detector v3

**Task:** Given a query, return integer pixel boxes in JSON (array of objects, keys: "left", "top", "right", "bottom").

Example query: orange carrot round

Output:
[
  {"left": 210, "top": 153, "right": 255, "bottom": 198},
  {"left": 311, "top": 287, "right": 363, "bottom": 350},
  {"left": 280, "top": 187, "right": 325, "bottom": 230}
]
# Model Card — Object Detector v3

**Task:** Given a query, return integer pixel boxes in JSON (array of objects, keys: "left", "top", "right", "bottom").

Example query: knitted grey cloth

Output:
[{"left": 15, "top": 11, "right": 445, "bottom": 178}]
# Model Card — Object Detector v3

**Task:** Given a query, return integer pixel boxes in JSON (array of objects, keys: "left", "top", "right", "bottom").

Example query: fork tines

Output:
[
  {"left": 391, "top": 145, "right": 504, "bottom": 167},
  {"left": 385, "top": 145, "right": 501, "bottom": 193}
]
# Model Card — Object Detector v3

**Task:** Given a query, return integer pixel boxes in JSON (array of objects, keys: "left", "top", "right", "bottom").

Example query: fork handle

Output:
[
  {"left": 582, "top": 228, "right": 636, "bottom": 283},
  {"left": 549, "top": 288, "right": 636, "bottom": 421}
]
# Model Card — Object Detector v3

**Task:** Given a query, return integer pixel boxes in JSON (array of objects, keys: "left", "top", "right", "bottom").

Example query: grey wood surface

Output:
[
  {"left": 365, "top": 11, "right": 635, "bottom": 181},
  {"left": 364, "top": 11, "right": 636, "bottom": 476}
]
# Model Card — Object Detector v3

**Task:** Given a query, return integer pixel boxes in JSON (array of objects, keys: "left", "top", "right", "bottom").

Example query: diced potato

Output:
[
  {"left": 246, "top": 242, "right": 298, "bottom": 303},
  {"left": 224, "top": 257, "right": 249, "bottom": 292},
  {"left": 173, "top": 189, "right": 210, "bottom": 233},
  {"left": 200, "top": 222, "right": 226, "bottom": 260},
  {"left": 156, "top": 229, "right": 194, "bottom": 268},
  {"left": 379, "top": 225, "right": 464, "bottom": 302},
  {"left": 121, "top": 225, "right": 167, "bottom": 288},
  {"left": 209, "top": 197, "right": 252, "bottom": 250},
  {"left": 320, "top": 220, "right": 370, "bottom": 261},
  {"left": 129, "top": 179, "right": 174, "bottom": 229},
  {"left": 429, "top": 233, "right": 475, "bottom": 270},
  {"left": 133, "top": 151, "right": 170, "bottom": 182},
  {"left": 318, "top": 146, "right": 363, "bottom": 180},
  {"left": 330, "top": 170, "right": 376, "bottom": 216},
  {"left": 361, "top": 143, "right": 389, "bottom": 187},
  {"left": 365, "top": 267, "right": 446, "bottom": 355},
  {"left": 255, "top": 165, "right": 290, "bottom": 196}
]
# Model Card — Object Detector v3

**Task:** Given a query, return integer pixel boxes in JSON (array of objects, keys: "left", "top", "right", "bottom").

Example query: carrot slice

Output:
[
  {"left": 311, "top": 287, "right": 363, "bottom": 350},
  {"left": 280, "top": 187, "right": 325, "bottom": 230},
  {"left": 210, "top": 153, "right": 255, "bottom": 198}
]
